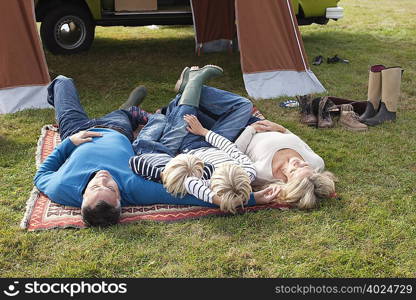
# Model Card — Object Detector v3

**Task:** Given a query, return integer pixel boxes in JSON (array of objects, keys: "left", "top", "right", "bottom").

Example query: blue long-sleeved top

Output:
[{"left": 34, "top": 128, "right": 256, "bottom": 207}]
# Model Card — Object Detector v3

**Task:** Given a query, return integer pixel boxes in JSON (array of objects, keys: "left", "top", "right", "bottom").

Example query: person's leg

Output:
[
  {"left": 158, "top": 104, "right": 197, "bottom": 152},
  {"left": 132, "top": 114, "right": 175, "bottom": 156},
  {"left": 47, "top": 75, "right": 94, "bottom": 141},
  {"left": 95, "top": 86, "right": 151, "bottom": 142},
  {"left": 133, "top": 104, "right": 197, "bottom": 156},
  {"left": 132, "top": 91, "right": 199, "bottom": 156},
  {"left": 95, "top": 105, "right": 150, "bottom": 142},
  {"left": 180, "top": 85, "right": 253, "bottom": 152}
]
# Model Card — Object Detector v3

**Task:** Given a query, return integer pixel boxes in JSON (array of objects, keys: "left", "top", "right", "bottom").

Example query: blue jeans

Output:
[
  {"left": 179, "top": 86, "right": 253, "bottom": 152},
  {"left": 132, "top": 85, "right": 253, "bottom": 155},
  {"left": 132, "top": 105, "right": 196, "bottom": 156},
  {"left": 47, "top": 76, "right": 139, "bottom": 141}
]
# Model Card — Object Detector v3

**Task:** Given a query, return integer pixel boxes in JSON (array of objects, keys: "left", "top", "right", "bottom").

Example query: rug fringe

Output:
[
  {"left": 20, "top": 187, "right": 40, "bottom": 229},
  {"left": 20, "top": 125, "right": 56, "bottom": 229}
]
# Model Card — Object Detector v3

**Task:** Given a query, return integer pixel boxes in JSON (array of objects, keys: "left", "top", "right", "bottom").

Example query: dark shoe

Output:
[
  {"left": 362, "top": 102, "right": 396, "bottom": 126},
  {"left": 297, "top": 95, "right": 317, "bottom": 126},
  {"left": 339, "top": 104, "right": 368, "bottom": 131},
  {"left": 119, "top": 86, "right": 147, "bottom": 110},
  {"left": 359, "top": 101, "right": 377, "bottom": 122},
  {"left": 312, "top": 55, "right": 324, "bottom": 66},
  {"left": 327, "top": 55, "right": 349, "bottom": 64},
  {"left": 318, "top": 96, "right": 335, "bottom": 128}
]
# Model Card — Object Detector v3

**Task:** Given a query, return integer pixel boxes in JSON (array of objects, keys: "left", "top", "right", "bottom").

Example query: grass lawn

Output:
[{"left": 0, "top": 0, "right": 415, "bottom": 277}]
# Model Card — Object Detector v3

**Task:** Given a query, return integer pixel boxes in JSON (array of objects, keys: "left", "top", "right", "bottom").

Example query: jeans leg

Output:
[
  {"left": 180, "top": 86, "right": 253, "bottom": 151},
  {"left": 47, "top": 75, "right": 93, "bottom": 140},
  {"left": 159, "top": 105, "right": 197, "bottom": 154},
  {"left": 96, "top": 109, "right": 137, "bottom": 141},
  {"left": 132, "top": 114, "right": 175, "bottom": 155}
]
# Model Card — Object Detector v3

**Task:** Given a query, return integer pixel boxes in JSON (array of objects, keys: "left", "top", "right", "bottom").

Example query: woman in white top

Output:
[{"left": 235, "top": 119, "right": 336, "bottom": 209}]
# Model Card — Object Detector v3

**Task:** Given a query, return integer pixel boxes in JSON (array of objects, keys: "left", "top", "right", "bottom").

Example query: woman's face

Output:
[{"left": 282, "top": 157, "right": 314, "bottom": 182}]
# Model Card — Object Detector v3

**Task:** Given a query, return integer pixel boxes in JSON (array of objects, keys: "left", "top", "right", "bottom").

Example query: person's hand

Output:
[
  {"left": 69, "top": 130, "right": 103, "bottom": 146},
  {"left": 253, "top": 185, "right": 281, "bottom": 204},
  {"left": 184, "top": 114, "right": 208, "bottom": 136},
  {"left": 251, "top": 120, "right": 286, "bottom": 133}
]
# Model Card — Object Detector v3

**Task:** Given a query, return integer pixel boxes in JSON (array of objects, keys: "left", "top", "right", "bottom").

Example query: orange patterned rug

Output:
[{"left": 21, "top": 121, "right": 289, "bottom": 231}]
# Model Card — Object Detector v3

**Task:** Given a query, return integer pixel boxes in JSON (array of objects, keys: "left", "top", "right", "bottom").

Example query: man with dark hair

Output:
[{"left": 82, "top": 200, "right": 121, "bottom": 227}]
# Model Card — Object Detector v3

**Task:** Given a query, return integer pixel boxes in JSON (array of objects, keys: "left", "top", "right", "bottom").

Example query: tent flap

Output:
[
  {"left": 190, "top": 0, "right": 236, "bottom": 53},
  {"left": 0, "top": 0, "right": 50, "bottom": 114},
  {"left": 235, "top": 0, "right": 325, "bottom": 98},
  {"left": 243, "top": 70, "right": 325, "bottom": 99}
]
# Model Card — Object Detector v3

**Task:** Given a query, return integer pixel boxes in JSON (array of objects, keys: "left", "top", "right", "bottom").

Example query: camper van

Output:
[{"left": 35, "top": 0, "right": 343, "bottom": 54}]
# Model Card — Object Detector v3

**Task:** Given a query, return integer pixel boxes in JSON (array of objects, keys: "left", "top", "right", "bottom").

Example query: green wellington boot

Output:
[
  {"left": 178, "top": 65, "right": 223, "bottom": 107},
  {"left": 119, "top": 86, "right": 147, "bottom": 110}
]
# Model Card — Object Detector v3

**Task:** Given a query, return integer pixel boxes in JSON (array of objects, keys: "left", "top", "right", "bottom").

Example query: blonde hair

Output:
[
  {"left": 260, "top": 171, "right": 336, "bottom": 210},
  {"left": 162, "top": 154, "right": 204, "bottom": 197},
  {"left": 210, "top": 163, "right": 252, "bottom": 214}
]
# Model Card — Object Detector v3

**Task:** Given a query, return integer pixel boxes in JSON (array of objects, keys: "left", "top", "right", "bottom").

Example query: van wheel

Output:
[{"left": 40, "top": 5, "right": 95, "bottom": 55}]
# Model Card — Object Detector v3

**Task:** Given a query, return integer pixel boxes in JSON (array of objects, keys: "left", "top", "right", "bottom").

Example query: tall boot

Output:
[
  {"left": 119, "top": 86, "right": 147, "bottom": 110},
  {"left": 297, "top": 95, "right": 317, "bottom": 126},
  {"left": 359, "top": 65, "right": 385, "bottom": 122},
  {"left": 363, "top": 67, "right": 403, "bottom": 126},
  {"left": 318, "top": 96, "right": 335, "bottom": 128},
  {"left": 178, "top": 65, "right": 223, "bottom": 107}
]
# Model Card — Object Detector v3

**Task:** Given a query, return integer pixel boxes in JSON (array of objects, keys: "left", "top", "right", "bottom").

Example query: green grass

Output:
[{"left": 1, "top": 0, "right": 415, "bottom": 277}]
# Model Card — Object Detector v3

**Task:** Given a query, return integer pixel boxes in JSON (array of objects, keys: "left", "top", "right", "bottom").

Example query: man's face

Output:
[{"left": 82, "top": 170, "right": 120, "bottom": 208}]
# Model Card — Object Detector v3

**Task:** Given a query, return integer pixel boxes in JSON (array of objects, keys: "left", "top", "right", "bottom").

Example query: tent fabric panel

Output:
[
  {"left": 235, "top": 0, "right": 308, "bottom": 73},
  {"left": 0, "top": 0, "right": 50, "bottom": 89},
  {"left": 243, "top": 70, "right": 326, "bottom": 99},
  {"left": 0, "top": 85, "right": 51, "bottom": 114},
  {"left": 190, "top": 0, "right": 236, "bottom": 46}
]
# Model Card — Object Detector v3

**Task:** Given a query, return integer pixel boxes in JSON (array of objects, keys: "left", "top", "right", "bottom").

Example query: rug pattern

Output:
[{"left": 21, "top": 112, "right": 288, "bottom": 231}]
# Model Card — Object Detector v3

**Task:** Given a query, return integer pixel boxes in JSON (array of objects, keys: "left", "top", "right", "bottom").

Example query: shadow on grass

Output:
[{"left": 45, "top": 28, "right": 414, "bottom": 98}]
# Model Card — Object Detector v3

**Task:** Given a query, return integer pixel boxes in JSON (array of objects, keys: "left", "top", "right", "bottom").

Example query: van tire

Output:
[{"left": 40, "top": 5, "right": 95, "bottom": 55}]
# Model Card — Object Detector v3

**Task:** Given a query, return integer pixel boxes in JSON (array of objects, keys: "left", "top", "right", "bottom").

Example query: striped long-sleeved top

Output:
[{"left": 129, "top": 131, "right": 256, "bottom": 204}]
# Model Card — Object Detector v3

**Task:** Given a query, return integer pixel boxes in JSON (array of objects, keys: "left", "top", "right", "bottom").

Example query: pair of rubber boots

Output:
[
  {"left": 359, "top": 65, "right": 403, "bottom": 126},
  {"left": 118, "top": 64, "right": 223, "bottom": 118},
  {"left": 298, "top": 96, "right": 367, "bottom": 131},
  {"left": 174, "top": 65, "right": 223, "bottom": 107}
]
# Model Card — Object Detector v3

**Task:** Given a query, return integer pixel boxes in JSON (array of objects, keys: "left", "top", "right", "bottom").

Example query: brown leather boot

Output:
[
  {"left": 297, "top": 95, "right": 317, "bottom": 126},
  {"left": 339, "top": 104, "right": 368, "bottom": 131},
  {"left": 318, "top": 96, "right": 335, "bottom": 128}
]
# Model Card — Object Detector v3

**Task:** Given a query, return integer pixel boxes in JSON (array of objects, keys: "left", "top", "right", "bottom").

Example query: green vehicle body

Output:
[{"left": 34, "top": 0, "right": 342, "bottom": 54}]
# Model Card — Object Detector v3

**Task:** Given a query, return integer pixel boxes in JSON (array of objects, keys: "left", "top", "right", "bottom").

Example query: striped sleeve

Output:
[
  {"left": 184, "top": 177, "right": 215, "bottom": 203},
  {"left": 202, "top": 163, "right": 215, "bottom": 180},
  {"left": 129, "top": 153, "right": 171, "bottom": 182},
  {"left": 205, "top": 131, "right": 256, "bottom": 182}
]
